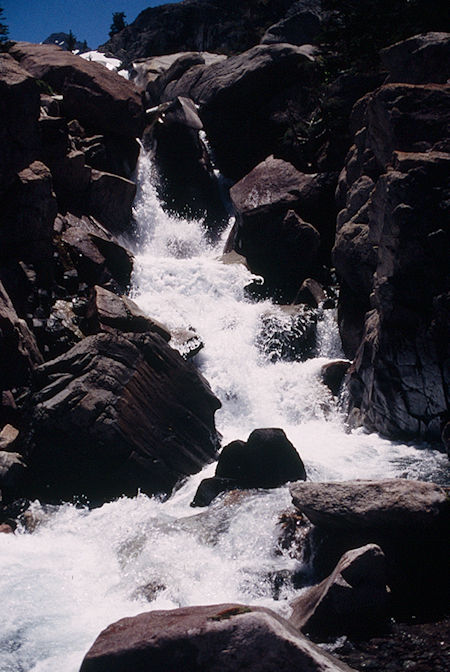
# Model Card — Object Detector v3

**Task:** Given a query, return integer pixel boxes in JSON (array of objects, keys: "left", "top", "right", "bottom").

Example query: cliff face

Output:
[{"left": 100, "top": 0, "right": 297, "bottom": 61}]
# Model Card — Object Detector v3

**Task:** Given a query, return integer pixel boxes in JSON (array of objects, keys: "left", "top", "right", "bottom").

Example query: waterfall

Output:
[{"left": 0, "top": 150, "right": 447, "bottom": 672}]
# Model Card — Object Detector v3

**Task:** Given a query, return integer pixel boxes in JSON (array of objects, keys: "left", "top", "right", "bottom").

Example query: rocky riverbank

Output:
[{"left": 0, "top": 1, "right": 449, "bottom": 670}]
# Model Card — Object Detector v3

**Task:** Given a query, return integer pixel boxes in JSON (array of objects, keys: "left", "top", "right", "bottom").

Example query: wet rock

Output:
[
  {"left": 294, "top": 278, "right": 326, "bottom": 308},
  {"left": 0, "top": 53, "right": 40, "bottom": 197},
  {"left": 28, "top": 332, "right": 221, "bottom": 503},
  {"left": 321, "top": 360, "right": 351, "bottom": 396},
  {"left": 256, "top": 304, "right": 318, "bottom": 363},
  {"left": 215, "top": 428, "right": 306, "bottom": 490},
  {"left": 290, "top": 479, "right": 450, "bottom": 615},
  {"left": 85, "top": 285, "right": 170, "bottom": 341},
  {"left": 79, "top": 602, "right": 356, "bottom": 672},
  {"left": 442, "top": 421, "right": 450, "bottom": 458},
  {"left": 290, "top": 544, "right": 390, "bottom": 639},
  {"left": 381, "top": 32, "right": 450, "bottom": 85},
  {"left": 88, "top": 170, "right": 136, "bottom": 235},
  {"left": 9, "top": 42, "right": 144, "bottom": 139},
  {"left": 0, "top": 280, "right": 44, "bottom": 390},
  {"left": 170, "top": 327, "right": 204, "bottom": 360},
  {"left": 191, "top": 476, "right": 237, "bottom": 507},
  {"left": 150, "top": 96, "right": 227, "bottom": 226},
  {"left": 0, "top": 523, "right": 14, "bottom": 534}
]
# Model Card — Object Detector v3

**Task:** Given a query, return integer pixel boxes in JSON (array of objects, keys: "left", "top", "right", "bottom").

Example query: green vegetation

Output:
[
  {"left": 0, "top": 6, "right": 11, "bottom": 51},
  {"left": 109, "top": 12, "right": 127, "bottom": 38},
  {"left": 67, "top": 29, "right": 76, "bottom": 52}
]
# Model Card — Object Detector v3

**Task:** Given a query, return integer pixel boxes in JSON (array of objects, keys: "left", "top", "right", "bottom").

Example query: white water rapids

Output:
[{"left": 0, "top": 152, "right": 447, "bottom": 672}]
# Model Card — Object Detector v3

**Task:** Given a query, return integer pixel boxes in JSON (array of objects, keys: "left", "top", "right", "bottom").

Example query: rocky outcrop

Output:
[
  {"left": 226, "top": 156, "right": 335, "bottom": 297},
  {"left": 9, "top": 42, "right": 144, "bottom": 138},
  {"left": 381, "top": 32, "right": 450, "bottom": 85},
  {"left": 101, "top": 0, "right": 299, "bottom": 61},
  {"left": 28, "top": 332, "right": 221, "bottom": 503},
  {"left": 290, "top": 479, "right": 450, "bottom": 614},
  {"left": 79, "top": 603, "right": 356, "bottom": 672},
  {"left": 290, "top": 544, "right": 390, "bottom": 639},
  {"left": 148, "top": 43, "right": 320, "bottom": 180},
  {"left": 334, "top": 78, "right": 450, "bottom": 440}
]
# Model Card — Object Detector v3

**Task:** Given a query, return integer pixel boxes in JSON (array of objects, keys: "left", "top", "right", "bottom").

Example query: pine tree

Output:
[
  {"left": 66, "top": 29, "right": 76, "bottom": 52},
  {"left": 0, "top": 6, "right": 10, "bottom": 51},
  {"left": 109, "top": 12, "right": 127, "bottom": 38}
]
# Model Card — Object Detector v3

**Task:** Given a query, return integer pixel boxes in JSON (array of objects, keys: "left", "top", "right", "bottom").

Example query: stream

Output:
[{"left": 0, "top": 150, "right": 447, "bottom": 672}]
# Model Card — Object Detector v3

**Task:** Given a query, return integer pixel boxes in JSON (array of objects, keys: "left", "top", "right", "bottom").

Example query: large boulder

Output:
[
  {"left": 290, "top": 544, "right": 390, "bottom": 639},
  {"left": 28, "top": 332, "right": 221, "bottom": 503},
  {"left": 216, "top": 428, "right": 306, "bottom": 488},
  {"left": 0, "top": 54, "right": 40, "bottom": 196},
  {"left": 226, "top": 156, "right": 336, "bottom": 297},
  {"left": 290, "top": 479, "right": 450, "bottom": 614},
  {"left": 152, "top": 43, "right": 319, "bottom": 179},
  {"left": 192, "top": 427, "right": 306, "bottom": 507},
  {"left": 79, "top": 603, "right": 355, "bottom": 672},
  {"left": 381, "top": 32, "right": 450, "bottom": 85},
  {"left": 9, "top": 42, "right": 144, "bottom": 139}
]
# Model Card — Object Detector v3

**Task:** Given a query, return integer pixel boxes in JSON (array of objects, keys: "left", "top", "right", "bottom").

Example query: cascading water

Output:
[{"left": 0, "top": 151, "right": 447, "bottom": 672}]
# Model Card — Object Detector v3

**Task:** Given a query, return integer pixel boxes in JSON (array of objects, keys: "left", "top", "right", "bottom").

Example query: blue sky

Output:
[{"left": 2, "top": 1, "right": 180, "bottom": 49}]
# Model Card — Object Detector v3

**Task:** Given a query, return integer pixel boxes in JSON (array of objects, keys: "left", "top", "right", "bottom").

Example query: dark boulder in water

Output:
[
  {"left": 320, "top": 360, "right": 350, "bottom": 396},
  {"left": 27, "top": 332, "right": 221, "bottom": 503},
  {"left": 216, "top": 429, "right": 306, "bottom": 489}
]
